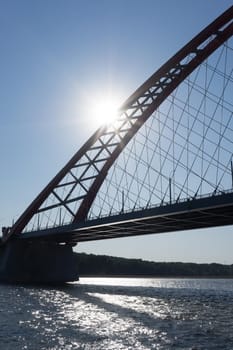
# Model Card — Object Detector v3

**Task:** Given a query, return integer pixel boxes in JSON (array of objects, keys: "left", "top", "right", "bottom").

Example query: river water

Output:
[{"left": 1, "top": 277, "right": 233, "bottom": 349}]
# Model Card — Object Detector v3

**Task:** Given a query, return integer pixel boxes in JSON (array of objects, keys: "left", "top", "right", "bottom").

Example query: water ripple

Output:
[{"left": 0, "top": 278, "right": 233, "bottom": 349}]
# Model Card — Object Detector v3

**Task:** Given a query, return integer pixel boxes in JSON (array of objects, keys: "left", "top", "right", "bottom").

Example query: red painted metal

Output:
[
  {"left": 74, "top": 6, "right": 233, "bottom": 220},
  {"left": 5, "top": 5, "right": 233, "bottom": 242}
]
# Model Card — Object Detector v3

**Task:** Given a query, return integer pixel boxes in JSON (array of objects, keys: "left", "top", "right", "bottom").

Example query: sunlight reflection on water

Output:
[{"left": 1, "top": 278, "right": 233, "bottom": 349}]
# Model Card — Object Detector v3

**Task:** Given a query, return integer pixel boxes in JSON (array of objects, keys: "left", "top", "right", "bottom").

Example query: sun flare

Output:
[{"left": 90, "top": 95, "right": 121, "bottom": 126}]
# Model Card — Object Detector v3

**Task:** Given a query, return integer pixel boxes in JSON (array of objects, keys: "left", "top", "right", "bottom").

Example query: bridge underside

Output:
[
  {"left": 1, "top": 7, "right": 232, "bottom": 284},
  {"left": 18, "top": 192, "right": 233, "bottom": 244}
]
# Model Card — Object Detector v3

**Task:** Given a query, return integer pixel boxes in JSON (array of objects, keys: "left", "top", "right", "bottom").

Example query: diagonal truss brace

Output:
[{"left": 6, "top": 5, "right": 233, "bottom": 241}]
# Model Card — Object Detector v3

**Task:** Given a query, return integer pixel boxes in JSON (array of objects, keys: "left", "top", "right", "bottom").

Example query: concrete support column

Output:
[{"left": 0, "top": 240, "right": 79, "bottom": 283}]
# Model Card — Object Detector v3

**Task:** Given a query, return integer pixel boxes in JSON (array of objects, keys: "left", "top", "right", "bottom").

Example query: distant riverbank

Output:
[{"left": 75, "top": 252, "right": 233, "bottom": 278}]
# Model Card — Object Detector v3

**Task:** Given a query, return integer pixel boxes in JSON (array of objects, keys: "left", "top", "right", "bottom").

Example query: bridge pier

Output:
[{"left": 0, "top": 240, "right": 79, "bottom": 283}]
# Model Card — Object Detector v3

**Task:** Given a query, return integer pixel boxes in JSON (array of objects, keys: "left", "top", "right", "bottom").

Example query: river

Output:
[{"left": 1, "top": 277, "right": 233, "bottom": 349}]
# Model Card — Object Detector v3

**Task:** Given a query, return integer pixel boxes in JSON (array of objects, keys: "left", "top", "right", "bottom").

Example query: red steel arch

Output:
[{"left": 6, "top": 5, "right": 233, "bottom": 242}]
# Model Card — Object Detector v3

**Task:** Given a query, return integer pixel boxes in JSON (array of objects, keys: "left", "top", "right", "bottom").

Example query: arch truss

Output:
[{"left": 5, "top": 6, "right": 233, "bottom": 243}]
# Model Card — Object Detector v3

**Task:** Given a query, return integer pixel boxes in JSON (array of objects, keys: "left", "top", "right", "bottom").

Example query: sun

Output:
[{"left": 90, "top": 95, "right": 121, "bottom": 126}]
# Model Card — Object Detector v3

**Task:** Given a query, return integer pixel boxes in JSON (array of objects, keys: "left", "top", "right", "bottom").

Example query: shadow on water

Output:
[
  {"left": 56, "top": 282, "right": 233, "bottom": 349},
  {"left": 1, "top": 280, "right": 233, "bottom": 349},
  {"left": 0, "top": 284, "right": 103, "bottom": 349},
  {"left": 45, "top": 282, "right": 175, "bottom": 346},
  {"left": 0, "top": 281, "right": 176, "bottom": 349}
]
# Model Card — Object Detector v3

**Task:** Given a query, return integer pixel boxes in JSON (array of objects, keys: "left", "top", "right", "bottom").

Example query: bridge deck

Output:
[{"left": 17, "top": 191, "right": 233, "bottom": 244}]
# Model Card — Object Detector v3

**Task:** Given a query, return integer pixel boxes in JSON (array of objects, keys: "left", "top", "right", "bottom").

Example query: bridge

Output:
[{"left": 1, "top": 6, "right": 233, "bottom": 283}]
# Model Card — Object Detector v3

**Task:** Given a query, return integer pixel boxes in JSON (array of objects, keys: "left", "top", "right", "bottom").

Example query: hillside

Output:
[{"left": 75, "top": 253, "right": 233, "bottom": 277}]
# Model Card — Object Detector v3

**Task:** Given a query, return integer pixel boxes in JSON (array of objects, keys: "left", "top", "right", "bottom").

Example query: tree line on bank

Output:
[{"left": 74, "top": 253, "right": 233, "bottom": 277}]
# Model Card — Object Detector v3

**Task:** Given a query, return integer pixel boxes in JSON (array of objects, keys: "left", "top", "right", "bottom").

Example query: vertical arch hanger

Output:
[{"left": 5, "top": 5, "right": 233, "bottom": 243}]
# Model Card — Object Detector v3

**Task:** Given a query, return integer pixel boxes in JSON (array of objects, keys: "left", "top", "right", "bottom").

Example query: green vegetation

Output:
[{"left": 75, "top": 253, "right": 233, "bottom": 277}]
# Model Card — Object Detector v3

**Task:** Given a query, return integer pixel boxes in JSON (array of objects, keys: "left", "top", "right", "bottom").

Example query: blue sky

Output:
[{"left": 1, "top": 0, "right": 233, "bottom": 263}]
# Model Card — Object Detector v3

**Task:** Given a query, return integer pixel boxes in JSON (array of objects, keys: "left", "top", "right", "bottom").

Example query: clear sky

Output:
[{"left": 1, "top": 0, "right": 232, "bottom": 264}]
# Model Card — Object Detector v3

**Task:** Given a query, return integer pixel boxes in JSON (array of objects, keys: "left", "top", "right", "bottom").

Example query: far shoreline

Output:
[
  {"left": 76, "top": 252, "right": 233, "bottom": 278},
  {"left": 79, "top": 275, "right": 233, "bottom": 279}
]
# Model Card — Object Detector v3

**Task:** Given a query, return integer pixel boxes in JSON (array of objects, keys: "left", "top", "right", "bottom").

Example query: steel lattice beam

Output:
[
  {"left": 18, "top": 191, "right": 233, "bottom": 243},
  {"left": 5, "top": 5, "right": 233, "bottom": 243}
]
